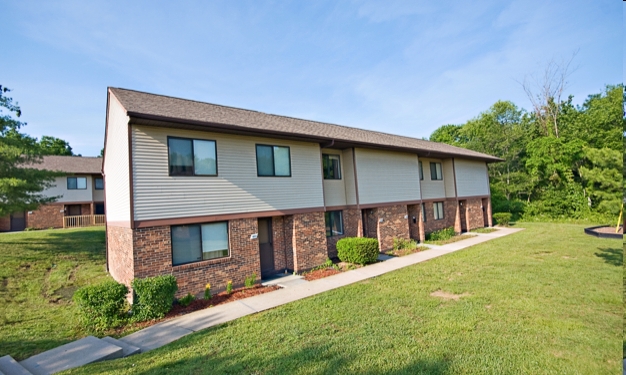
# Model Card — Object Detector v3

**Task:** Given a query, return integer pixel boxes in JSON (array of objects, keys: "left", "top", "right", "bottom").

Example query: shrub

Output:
[
  {"left": 244, "top": 273, "right": 257, "bottom": 289},
  {"left": 73, "top": 280, "right": 128, "bottom": 331},
  {"left": 178, "top": 293, "right": 195, "bottom": 307},
  {"left": 393, "top": 237, "right": 418, "bottom": 250},
  {"left": 131, "top": 274, "right": 177, "bottom": 321},
  {"left": 226, "top": 280, "right": 233, "bottom": 294},
  {"left": 426, "top": 227, "right": 455, "bottom": 242},
  {"left": 493, "top": 212, "right": 512, "bottom": 226},
  {"left": 204, "top": 283, "right": 212, "bottom": 300},
  {"left": 336, "top": 237, "right": 379, "bottom": 265}
]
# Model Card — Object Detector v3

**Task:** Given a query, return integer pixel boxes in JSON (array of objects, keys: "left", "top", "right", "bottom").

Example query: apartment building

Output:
[
  {"left": 104, "top": 88, "right": 500, "bottom": 297},
  {"left": 0, "top": 156, "right": 104, "bottom": 231}
]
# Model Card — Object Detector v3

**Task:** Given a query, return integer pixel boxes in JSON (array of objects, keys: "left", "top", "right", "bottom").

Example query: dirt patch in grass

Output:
[
  {"left": 430, "top": 290, "right": 471, "bottom": 301},
  {"left": 303, "top": 268, "right": 342, "bottom": 281},
  {"left": 385, "top": 246, "right": 428, "bottom": 257}
]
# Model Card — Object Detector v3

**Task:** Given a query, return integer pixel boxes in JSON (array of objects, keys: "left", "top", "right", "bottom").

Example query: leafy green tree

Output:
[
  {"left": 0, "top": 86, "right": 59, "bottom": 217},
  {"left": 579, "top": 147, "right": 622, "bottom": 215},
  {"left": 429, "top": 124, "right": 466, "bottom": 146},
  {"left": 38, "top": 135, "right": 73, "bottom": 156}
]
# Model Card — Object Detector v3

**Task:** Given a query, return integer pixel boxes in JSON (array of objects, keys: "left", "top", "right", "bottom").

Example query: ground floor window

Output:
[
  {"left": 325, "top": 210, "right": 344, "bottom": 237},
  {"left": 171, "top": 222, "right": 229, "bottom": 266},
  {"left": 433, "top": 202, "right": 444, "bottom": 220},
  {"left": 65, "top": 205, "right": 81, "bottom": 216},
  {"left": 95, "top": 203, "right": 105, "bottom": 215}
]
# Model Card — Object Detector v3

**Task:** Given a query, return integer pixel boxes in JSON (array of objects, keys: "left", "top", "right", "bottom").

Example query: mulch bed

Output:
[
  {"left": 303, "top": 267, "right": 342, "bottom": 281},
  {"left": 591, "top": 226, "right": 623, "bottom": 234},
  {"left": 385, "top": 246, "right": 428, "bottom": 257},
  {"left": 167, "top": 285, "right": 280, "bottom": 317}
]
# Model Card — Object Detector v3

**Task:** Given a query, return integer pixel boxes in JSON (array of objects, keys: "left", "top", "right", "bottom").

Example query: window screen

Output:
[
  {"left": 67, "top": 177, "right": 87, "bottom": 190},
  {"left": 434, "top": 202, "right": 444, "bottom": 220},
  {"left": 172, "top": 222, "right": 229, "bottom": 266},
  {"left": 430, "top": 162, "right": 443, "bottom": 180},
  {"left": 323, "top": 154, "right": 341, "bottom": 179},
  {"left": 324, "top": 211, "right": 344, "bottom": 237},
  {"left": 95, "top": 178, "right": 104, "bottom": 190},
  {"left": 193, "top": 140, "right": 217, "bottom": 175},
  {"left": 201, "top": 222, "right": 229, "bottom": 260}
]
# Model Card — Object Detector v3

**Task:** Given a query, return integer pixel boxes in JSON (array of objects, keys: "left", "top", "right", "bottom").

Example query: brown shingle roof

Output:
[
  {"left": 109, "top": 87, "right": 502, "bottom": 162},
  {"left": 25, "top": 155, "right": 102, "bottom": 174}
]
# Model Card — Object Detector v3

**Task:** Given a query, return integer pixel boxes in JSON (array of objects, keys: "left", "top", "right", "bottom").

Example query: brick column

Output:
[
  {"left": 454, "top": 201, "right": 462, "bottom": 234},
  {"left": 418, "top": 205, "right": 426, "bottom": 243},
  {"left": 292, "top": 212, "right": 327, "bottom": 272},
  {"left": 486, "top": 198, "right": 493, "bottom": 227}
]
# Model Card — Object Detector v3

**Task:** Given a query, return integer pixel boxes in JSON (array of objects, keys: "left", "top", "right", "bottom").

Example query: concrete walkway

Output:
[{"left": 119, "top": 227, "right": 523, "bottom": 352}]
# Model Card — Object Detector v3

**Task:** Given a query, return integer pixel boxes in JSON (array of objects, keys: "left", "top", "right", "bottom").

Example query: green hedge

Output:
[
  {"left": 336, "top": 237, "right": 379, "bottom": 265},
  {"left": 131, "top": 274, "right": 178, "bottom": 321},
  {"left": 425, "top": 227, "right": 455, "bottom": 242},
  {"left": 73, "top": 280, "right": 129, "bottom": 331},
  {"left": 493, "top": 212, "right": 512, "bottom": 226}
]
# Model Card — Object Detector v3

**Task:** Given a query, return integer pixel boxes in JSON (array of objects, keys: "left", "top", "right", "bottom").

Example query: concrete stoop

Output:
[
  {"left": 0, "top": 355, "right": 32, "bottom": 375},
  {"left": 13, "top": 335, "right": 140, "bottom": 375}
]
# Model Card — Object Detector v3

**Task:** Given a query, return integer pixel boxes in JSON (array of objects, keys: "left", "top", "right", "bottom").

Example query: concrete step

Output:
[
  {"left": 101, "top": 337, "right": 141, "bottom": 357},
  {"left": 0, "top": 355, "right": 33, "bottom": 375},
  {"left": 19, "top": 336, "right": 123, "bottom": 375}
]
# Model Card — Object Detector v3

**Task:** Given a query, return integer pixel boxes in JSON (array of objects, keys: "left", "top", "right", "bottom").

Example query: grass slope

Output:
[
  {"left": 0, "top": 227, "right": 109, "bottom": 360},
  {"left": 67, "top": 223, "right": 621, "bottom": 375}
]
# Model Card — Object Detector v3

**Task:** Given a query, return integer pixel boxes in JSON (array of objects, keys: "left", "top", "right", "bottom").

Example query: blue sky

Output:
[{"left": 1, "top": 0, "right": 621, "bottom": 156}]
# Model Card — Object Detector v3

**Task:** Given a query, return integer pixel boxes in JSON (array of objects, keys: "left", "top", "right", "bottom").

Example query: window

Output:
[
  {"left": 433, "top": 202, "right": 444, "bottom": 220},
  {"left": 95, "top": 203, "right": 105, "bottom": 215},
  {"left": 324, "top": 211, "right": 344, "bottom": 237},
  {"left": 322, "top": 154, "right": 341, "bottom": 179},
  {"left": 419, "top": 161, "right": 423, "bottom": 180},
  {"left": 168, "top": 137, "right": 217, "bottom": 176},
  {"left": 67, "top": 177, "right": 87, "bottom": 190},
  {"left": 430, "top": 162, "right": 443, "bottom": 180},
  {"left": 95, "top": 178, "right": 104, "bottom": 190},
  {"left": 171, "top": 222, "right": 229, "bottom": 266},
  {"left": 66, "top": 205, "right": 81, "bottom": 216},
  {"left": 421, "top": 203, "right": 426, "bottom": 222},
  {"left": 256, "top": 145, "right": 291, "bottom": 177}
]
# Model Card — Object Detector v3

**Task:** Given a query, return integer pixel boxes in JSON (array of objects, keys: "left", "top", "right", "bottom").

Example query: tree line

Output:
[{"left": 430, "top": 84, "right": 623, "bottom": 222}]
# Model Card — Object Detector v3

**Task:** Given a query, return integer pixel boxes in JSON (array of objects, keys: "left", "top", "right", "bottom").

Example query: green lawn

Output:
[
  {"left": 66, "top": 222, "right": 621, "bottom": 375},
  {"left": 0, "top": 227, "right": 110, "bottom": 360}
]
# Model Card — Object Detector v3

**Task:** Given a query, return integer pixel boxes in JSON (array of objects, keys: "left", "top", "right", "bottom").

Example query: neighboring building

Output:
[
  {"left": 103, "top": 87, "right": 501, "bottom": 297},
  {"left": 0, "top": 156, "right": 104, "bottom": 232}
]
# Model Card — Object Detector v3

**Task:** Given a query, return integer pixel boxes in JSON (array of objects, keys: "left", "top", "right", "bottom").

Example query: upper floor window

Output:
[
  {"left": 95, "top": 177, "right": 104, "bottom": 190},
  {"left": 256, "top": 145, "right": 291, "bottom": 177},
  {"left": 67, "top": 177, "right": 87, "bottom": 190},
  {"left": 322, "top": 154, "right": 341, "bottom": 179},
  {"left": 430, "top": 162, "right": 443, "bottom": 180},
  {"left": 325, "top": 210, "right": 344, "bottom": 237},
  {"left": 419, "top": 161, "right": 423, "bottom": 180},
  {"left": 171, "top": 221, "right": 229, "bottom": 266},
  {"left": 168, "top": 137, "right": 217, "bottom": 176}
]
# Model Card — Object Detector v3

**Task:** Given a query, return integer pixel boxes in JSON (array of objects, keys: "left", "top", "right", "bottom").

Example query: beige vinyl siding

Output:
[
  {"left": 420, "top": 157, "right": 446, "bottom": 200},
  {"left": 131, "top": 126, "right": 324, "bottom": 221},
  {"left": 93, "top": 185, "right": 104, "bottom": 202},
  {"left": 321, "top": 149, "right": 347, "bottom": 207},
  {"left": 354, "top": 148, "right": 420, "bottom": 205},
  {"left": 342, "top": 149, "right": 357, "bottom": 205},
  {"left": 103, "top": 94, "right": 131, "bottom": 223},
  {"left": 454, "top": 159, "right": 489, "bottom": 197},
  {"left": 443, "top": 159, "right": 456, "bottom": 198},
  {"left": 42, "top": 176, "right": 94, "bottom": 203}
]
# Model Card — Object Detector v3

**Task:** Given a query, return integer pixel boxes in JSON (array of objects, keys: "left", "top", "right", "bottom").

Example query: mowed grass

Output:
[
  {"left": 67, "top": 223, "right": 621, "bottom": 375},
  {"left": 0, "top": 227, "right": 110, "bottom": 360}
]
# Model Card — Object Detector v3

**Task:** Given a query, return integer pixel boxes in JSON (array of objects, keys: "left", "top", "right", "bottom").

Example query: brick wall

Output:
[
  {"left": 283, "top": 215, "right": 295, "bottom": 271},
  {"left": 326, "top": 208, "right": 362, "bottom": 259},
  {"left": 131, "top": 219, "right": 262, "bottom": 298},
  {"left": 271, "top": 216, "right": 289, "bottom": 272},
  {"left": 407, "top": 204, "right": 421, "bottom": 241},
  {"left": 0, "top": 215, "right": 10, "bottom": 231},
  {"left": 363, "top": 209, "right": 378, "bottom": 239},
  {"left": 374, "top": 204, "right": 410, "bottom": 251},
  {"left": 27, "top": 203, "right": 64, "bottom": 229},
  {"left": 107, "top": 225, "right": 134, "bottom": 292},
  {"left": 423, "top": 198, "right": 457, "bottom": 236},
  {"left": 80, "top": 204, "right": 92, "bottom": 215},
  {"left": 291, "top": 211, "right": 327, "bottom": 272},
  {"left": 465, "top": 197, "right": 485, "bottom": 230}
]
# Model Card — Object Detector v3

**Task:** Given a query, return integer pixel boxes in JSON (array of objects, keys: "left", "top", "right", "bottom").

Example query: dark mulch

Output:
[
  {"left": 167, "top": 285, "right": 280, "bottom": 317},
  {"left": 303, "top": 268, "right": 341, "bottom": 281},
  {"left": 385, "top": 246, "right": 428, "bottom": 257}
]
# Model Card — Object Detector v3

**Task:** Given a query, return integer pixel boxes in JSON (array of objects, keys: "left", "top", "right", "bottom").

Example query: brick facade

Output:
[
  {"left": 270, "top": 216, "right": 291, "bottom": 272},
  {"left": 423, "top": 198, "right": 457, "bottom": 236},
  {"left": 0, "top": 215, "right": 11, "bottom": 231},
  {"left": 27, "top": 203, "right": 65, "bottom": 229},
  {"left": 371, "top": 204, "right": 410, "bottom": 251},
  {"left": 326, "top": 208, "right": 362, "bottom": 259},
  {"left": 464, "top": 197, "right": 486, "bottom": 231},
  {"left": 291, "top": 211, "right": 327, "bottom": 272}
]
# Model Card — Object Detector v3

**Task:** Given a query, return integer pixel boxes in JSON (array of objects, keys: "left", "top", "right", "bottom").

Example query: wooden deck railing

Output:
[{"left": 63, "top": 214, "right": 106, "bottom": 228}]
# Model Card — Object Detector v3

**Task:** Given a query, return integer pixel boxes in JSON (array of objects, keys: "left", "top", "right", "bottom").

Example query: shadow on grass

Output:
[
  {"left": 0, "top": 229, "right": 105, "bottom": 261},
  {"left": 83, "top": 341, "right": 452, "bottom": 375},
  {"left": 594, "top": 247, "right": 623, "bottom": 266}
]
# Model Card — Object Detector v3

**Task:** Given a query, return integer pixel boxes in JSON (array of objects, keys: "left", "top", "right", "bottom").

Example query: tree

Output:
[
  {"left": 579, "top": 147, "right": 622, "bottom": 215},
  {"left": 38, "top": 135, "right": 73, "bottom": 156},
  {"left": 429, "top": 124, "right": 466, "bottom": 146},
  {"left": 0, "top": 86, "right": 59, "bottom": 217}
]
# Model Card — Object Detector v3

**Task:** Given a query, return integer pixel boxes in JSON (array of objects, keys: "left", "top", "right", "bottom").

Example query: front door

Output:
[
  {"left": 459, "top": 201, "right": 468, "bottom": 232},
  {"left": 10, "top": 211, "right": 26, "bottom": 231},
  {"left": 258, "top": 218, "right": 275, "bottom": 278}
]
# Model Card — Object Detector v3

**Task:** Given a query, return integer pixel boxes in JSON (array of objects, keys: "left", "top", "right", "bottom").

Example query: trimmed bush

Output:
[
  {"left": 131, "top": 274, "right": 178, "bottom": 321},
  {"left": 178, "top": 293, "right": 195, "bottom": 307},
  {"left": 493, "top": 212, "right": 512, "bottom": 226},
  {"left": 426, "top": 227, "right": 455, "bottom": 242},
  {"left": 336, "top": 237, "right": 379, "bottom": 265},
  {"left": 393, "top": 237, "right": 418, "bottom": 250},
  {"left": 73, "top": 280, "right": 128, "bottom": 331}
]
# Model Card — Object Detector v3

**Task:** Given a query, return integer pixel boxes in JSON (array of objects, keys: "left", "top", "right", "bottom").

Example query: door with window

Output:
[
  {"left": 258, "top": 218, "right": 275, "bottom": 278},
  {"left": 10, "top": 211, "right": 26, "bottom": 231}
]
